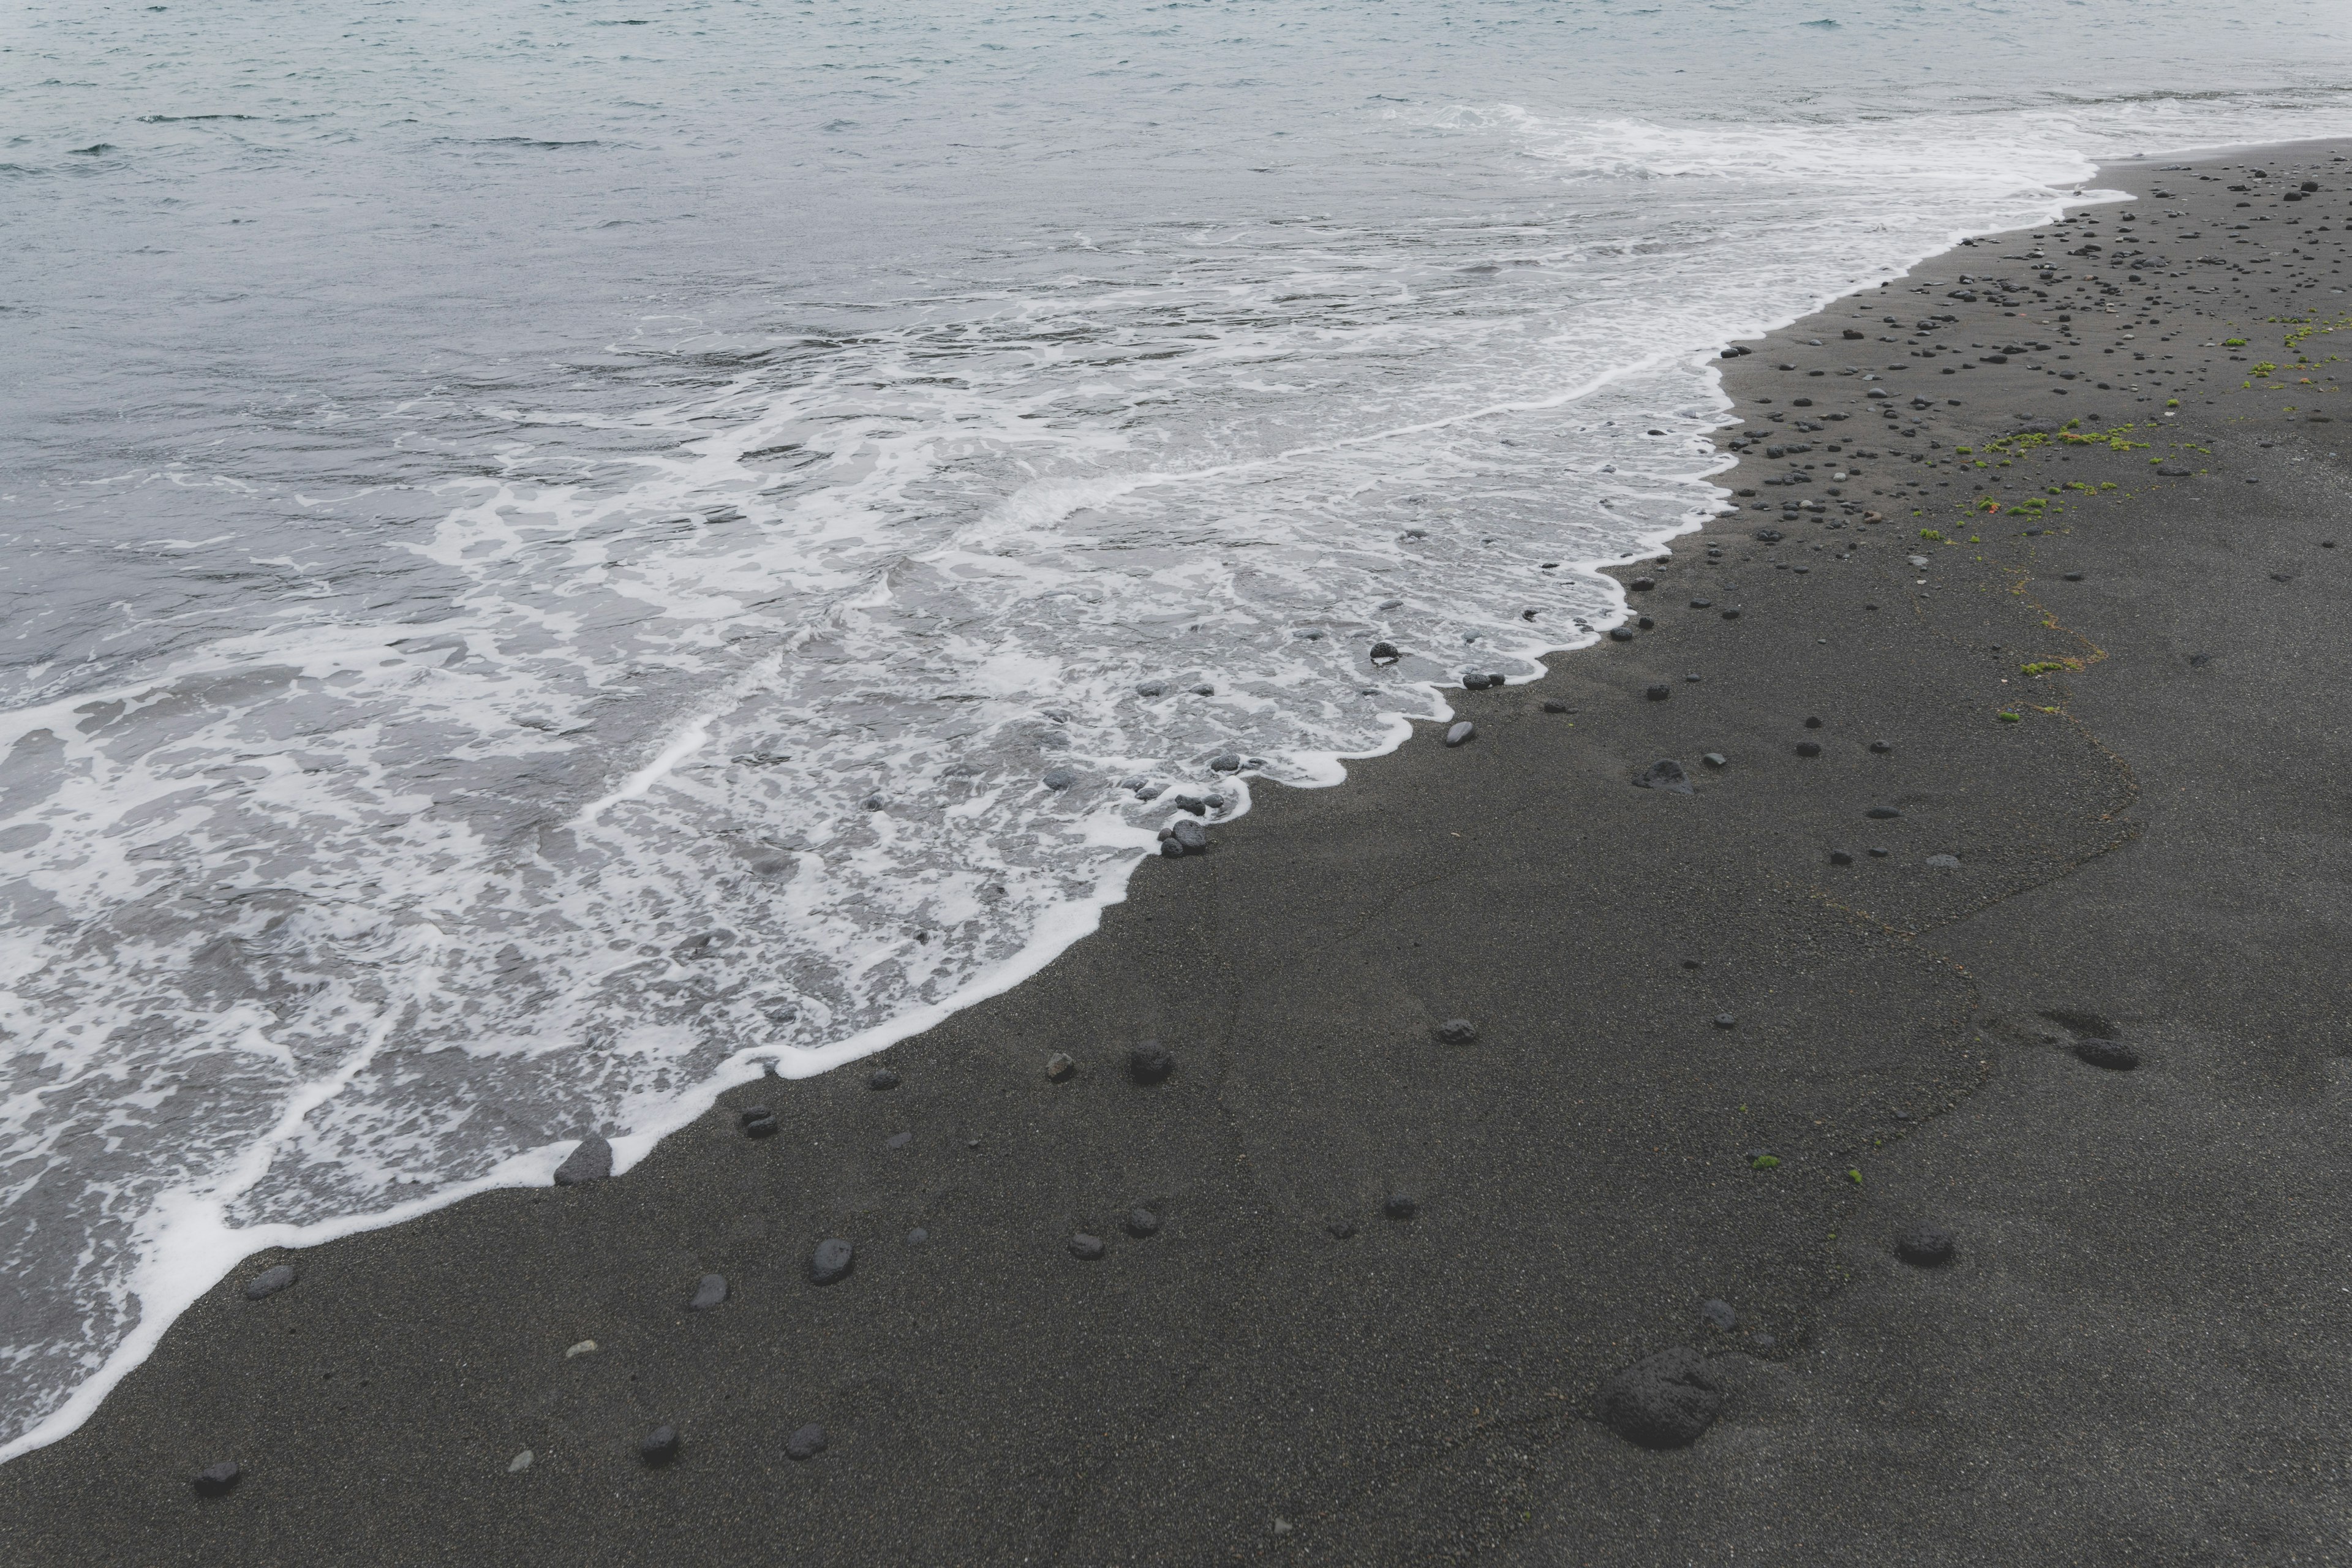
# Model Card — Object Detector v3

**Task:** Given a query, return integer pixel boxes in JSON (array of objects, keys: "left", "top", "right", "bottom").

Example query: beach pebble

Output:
[
  {"left": 1721, "top": 607, "right": 1742, "bottom": 620},
  {"left": 1600, "top": 1346, "right": 1725, "bottom": 1450},
  {"left": 1699, "top": 1298, "right": 1738, "bottom": 1332},
  {"left": 785, "top": 1424, "right": 828, "bottom": 1461},
  {"left": 1383, "top": 1193, "right": 1417, "bottom": 1220},
  {"left": 508, "top": 1450, "right": 534, "bottom": 1473},
  {"left": 1158, "top": 839, "right": 1185, "bottom": 859},
  {"left": 1829, "top": 850, "right": 1854, "bottom": 866},
  {"left": 1869, "top": 741, "right": 1893, "bottom": 754},
  {"left": 1042, "top": 767, "right": 1077, "bottom": 790},
  {"left": 1191, "top": 684, "right": 1215, "bottom": 696},
  {"left": 1209, "top": 753, "right": 1242, "bottom": 773},
  {"left": 907, "top": 1227, "right": 928, "bottom": 1245},
  {"left": 1173, "top": 794, "right": 1208, "bottom": 815},
  {"left": 1635, "top": 760, "right": 1694, "bottom": 794},
  {"left": 1868, "top": 846, "right": 1890, "bottom": 858},
  {"left": 1803, "top": 716, "right": 1823, "bottom": 729},
  {"left": 809, "top": 1238, "right": 856, "bottom": 1286},
  {"left": 1129, "top": 1042, "right": 1176, "bottom": 1084},
  {"left": 1713, "top": 1013, "right": 1736, "bottom": 1030},
  {"left": 1444, "top": 721, "right": 1476, "bottom": 747},
  {"left": 193, "top": 1461, "right": 241, "bottom": 1497},
  {"left": 869, "top": 1068, "right": 900, "bottom": 1090},
  {"left": 1125, "top": 1207, "right": 1161, "bottom": 1237},
  {"left": 1925, "top": 853, "right": 1961, "bottom": 870},
  {"left": 1436, "top": 1017, "right": 1478, "bottom": 1045},
  {"left": 689, "top": 1273, "right": 728, "bottom": 1311},
  {"left": 1895, "top": 1227, "right": 1956, "bottom": 1267},
  {"left": 1702, "top": 753, "right": 1727, "bottom": 770},
  {"left": 243, "top": 1264, "right": 296, "bottom": 1301},
  {"left": 2073, "top": 1038, "right": 2140, "bottom": 1071},
  {"left": 1137, "top": 681, "right": 1166, "bottom": 696},
  {"left": 1046, "top": 1052, "right": 1076, "bottom": 1082},
  {"left": 639, "top": 1425, "right": 680, "bottom": 1466},
  {"left": 1544, "top": 699, "right": 1572, "bottom": 714},
  {"left": 1608, "top": 627, "right": 1635, "bottom": 643},
  {"left": 743, "top": 1112, "right": 778, "bottom": 1139},
  {"left": 1645, "top": 684, "right": 1670, "bottom": 702},
  {"left": 1326, "top": 1216, "right": 1359, "bottom": 1239},
  {"left": 553, "top": 1133, "right": 613, "bottom": 1187},
  {"left": 565, "top": 1340, "right": 598, "bottom": 1359},
  {"left": 1170, "top": 819, "right": 1208, "bottom": 854},
  {"left": 1629, "top": 576, "right": 1656, "bottom": 592},
  {"left": 1795, "top": 741, "right": 1821, "bottom": 758},
  {"left": 1370, "top": 641, "right": 1400, "bottom": 663},
  {"left": 1865, "top": 806, "right": 1902, "bottom": 820},
  {"left": 1688, "top": 597, "right": 1712, "bottom": 609},
  {"left": 1069, "top": 1232, "right": 1106, "bottom": 1261}
]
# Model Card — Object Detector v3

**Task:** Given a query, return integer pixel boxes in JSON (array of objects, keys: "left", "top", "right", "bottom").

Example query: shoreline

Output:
[{"left": 5, "top": 137, "right": 2351, "bottom": 1562}]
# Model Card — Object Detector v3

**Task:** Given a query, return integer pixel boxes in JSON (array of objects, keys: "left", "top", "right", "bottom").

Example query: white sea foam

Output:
[{"left": 5, "top": 2, "right": 2351, "bottom": 1461}]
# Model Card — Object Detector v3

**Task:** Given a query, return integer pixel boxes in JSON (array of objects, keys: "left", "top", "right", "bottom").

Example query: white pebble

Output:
[
  {"left": 508, "top": 1450, "right": 534, "bottom": 1473},
  {"left": 564, "top": 1340, "right": 598, "bottom": 1359}
]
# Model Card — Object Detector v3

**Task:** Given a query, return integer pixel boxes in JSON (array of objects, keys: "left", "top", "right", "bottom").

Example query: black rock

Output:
[
  {"left": 738, "top": 1105, "right": 772, "bottom": 1128},
  {"left": 785, "top": 1423, "right": 828, "bottom": 1461},
  {"left": 1158, "top": 838, "right": 1186, "bottom": 859},
  {"left": 1370, "top": 641, "right": 1400, "bottom": 663},
  {"left": 689, "top": 1273, "right": 728, "bottom": 1311},
  {"left": 1384, "top": 1193, "right": 1417, "bottom": 1220},
  {"left": 743, "top": 1114, "right": 778, "bottom": 1138},
  {"left": 1829, "top": 850, "right": 1854, "bottom": 866},
  {"left": 1865, "top": 806, "right": 1901, "bottom": 820},
  {"left": 640, "top": 1425, "right": 680, "bottom": 1466},
  {"left": 243, "top": 1264, "right": 296, "bottom": 1302},
  {"left": 1804, "top": 716, "right": 1823, "bottom": 729},
  {"left": 1630, "top": 576, "right": 1657, "bottom": 592},
  {"left": 1701, "top": 753, "right": 1727, "bottom": 769},
  {"left": 1699, "top": 1298, "right": 1738, "bottom": 1332},
  {"left": 1689, "top": 597, "right": 1712, "bottom": 609},
  {"left": 2073, "top": 1037, "right": 2140, "bottom": 1071},
  {"left": 1645, "top": 684, "right": 1670, "bottom": 702},
  {"left": 1125, "top": 1207, "right": 1162, "bottom": 1238},
  {"left": 1543, "top": 699, "right": 1572, "bottom": 714},
  {"left": 553, "top": 1134, "right": 613, "bottom": 1187},
  {"left": 1069, "top": 1232, "right": 1106, "bottom": 1261},
  {"left": 1608, "top": 627, "right": 1635, "bottom": 643},
  {"left": 1191, "top": 684, "right": 1215, "bottom": 696},
  {"left": 1869, "top": 740, "right": 1893, "bottom": 754},
  {"left": 1868, "top": 846, "right": 1891, "bottom": 858},
  {"left": 1042, "top": 766, "right": 1077, "bottom": 790},
  {"left": 1635, "top": 760, "right": 1694, "bottom": 794},
  {"left": 1170, "top": 818, "right": 1208, "bottom": 854},
  {"left": 1436, "top": 1017, "right": 1478, "bottom": 1045},
  {"left": 869, "top": 1068, "right": 901, "bottom": 1091},
  {"left": 1173, "top": 794, "right": 1208, "bottom": 815},
  {"left": 1209, "top": 753, "right": 1242, "bottom": 772},
  {"left": 1137, "top": 681, "right": 1167, "bottom": 696},
  {"left": 1129, "top": 1042, "right": 1176, "bottom": 1084},
  {"left": 1713, "top": 1013, "right": 1736, "bottom": 1029},
  {"left": 1895, "top": 1227, "right": 1956, "bottom": 1267},
  {"left": 1721, "top": 607, "right": 1743, "bottom": 620},
  {"left": 809, "top": 1238, "right": 856, "bottom": 1286},
  {"left": 1326, "top": 1217, "right": 1359, "bottom": 1239},
  {"left": 1600, "top": 1346, "right": 1725, "bottom": 1449},
  {"left": 1753, "top": 528, "right": 1784, "bottom": 543},
  {"left": 1046, "top": 1052, "right": 1076, "bottom": 1082},
  {"left": 1795, "top": 741, "right": 1821, "bottom": 758},
  {"left": 193, "top": 1461, "right": 241, "bottom": 1497},
  {"left": 1444, "top": 720, "right": 1476, "bottom": 747}
]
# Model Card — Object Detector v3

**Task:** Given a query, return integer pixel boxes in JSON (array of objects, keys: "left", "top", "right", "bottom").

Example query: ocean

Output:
[{"left": 4, "top": 0, "right": 2348, "bottom": 1457}]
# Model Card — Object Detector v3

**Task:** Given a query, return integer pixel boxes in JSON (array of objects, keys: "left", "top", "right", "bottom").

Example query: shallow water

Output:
[{"left": 4, "top": 0, "right": 2350, "bottom": 1455}]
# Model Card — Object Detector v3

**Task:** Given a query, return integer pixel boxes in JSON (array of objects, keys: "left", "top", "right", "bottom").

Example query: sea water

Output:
[{"left": 4, "top": 0, "right": 2349, "bottom": 1457}]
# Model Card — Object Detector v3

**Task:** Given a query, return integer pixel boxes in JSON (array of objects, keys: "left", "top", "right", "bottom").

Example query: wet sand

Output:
[{"left": 4, "top": 142, "right": 2350, "bottom": 1565}]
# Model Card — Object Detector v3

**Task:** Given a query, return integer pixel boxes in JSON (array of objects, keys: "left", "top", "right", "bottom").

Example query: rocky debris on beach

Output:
[
  {"left": 553, "top": 1133, "right": 612, "bottom": 1186},
  {"left": 639, "top": 1426, "right": 680, "bottom": 1466},
  {"left": 193, "top": 1460, "right": 241, "bottom": 1497},
  {"left": 785, "top": 1424, "right": 828, "bottom": 1461},
  {"left": 739, "top": 1106, "right": 777, "bottom": 1138},
  {"left": 808, "top": 1239, "right": 856, "bottom": 1286},
  {"left": 1895, "top": 1227, "right": 1957, "bottom": 1267},
  {"left": 1600, "top": 1346, "right": 1725, "bottom": 1449},
  {"left": 1128, "top": 1042, "right": 1176, "bottom": 1084},
  {"left": 1045, "top": 1051, "right": 1076, "bottom": 1082},
  {"left": 1436, "top": 1017, "right": 1477, "bottom": 1044},
  {"left": 1068, "top": 1232, "right": 1106, "bottom": 1260},
  {"left": 243, "top": 1264, "right": 296, "bottom": 1301},
  {"left": 1635, "top": 760, "right": 1694, "bottom": 794},
  {"left": 1124, "top": 1207, "right": 1161, "bottom": 1237},
  {"left": 1383, "top": 1193, "right": 1417, "bottom": 1220},
  {"left": 869, "top": 1068, "right": 900, "bottom": 1090},
  {"left": 1699, "top": 1298, "right": 1738, "bottom": 1332},
  {"left": 688, "top": 1273, "right": 728, "bottom": 1310},
  {"left": 1444, "top": 720, "right": 1476, "bottom": 746}
]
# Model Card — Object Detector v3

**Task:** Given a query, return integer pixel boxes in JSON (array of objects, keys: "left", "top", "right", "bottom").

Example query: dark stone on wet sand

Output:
[
  {"left": 1129, "top": 1042, "right": 1176, "bottom": 1084},
  {"left": 785, "top": 1424, "right": 828, "bottom": 1461},
  {"left": 1125, "top": 1207, "right": 1161, "bottom": 1237},
  {"left": 1210, "top": 753, "right": 1242, "bottom": 772},
  {"left": 1829, "top": 850, "right": 1853, "bottom": 866},
  {"left": 1069, "top": 1232, "right": 1106, "bottom": 1261},
  {"left": 1436, "top": 1017, "right": 1478, "bottom": 1045},
  {"left": 1046, "top": 1052, "right": 1076, "bottom": 1082},
  {"left": 741, "top": 1107, "right": 778, "bottom": 1137},
  {"left": 1645, "top": 684, "right": 1670, "bottom": 701},
  {"left": 1384, "top": 1194, "right": 1417, "bottom": 1220},
  {"left": 1444, "top": 721, "right": 1476, "bottom": 747},
  {"left": 1713, "top": 1013, "right": 1736, "bottom": 1029},
  {"left": 1795, "top": 741, "right": 1821, "bottom": 758},
  {"left": 243, "top": 1264, "right": 296, "bottom": 1301},
  {"left": 1635, "top": 760, "right": 1694, "bottom": 795},
  {"left": 1543, "top": 699, "right": 1572, "bottom": 714},
  {"left": 1895, "top": 1227, "right": 1956, "bottom": 1267},
  {"left": 639, "top": 1425, "right": 680, "bottom": 1466},
  {"left": 690, "top": 1273, "right": 728, "bottom": 1311},
  {"left": 1865, "top": 806, "right": 1902, "bottom": 820},
  {"left": 869, "top": 1068, "right": 901, "bottom": 1090},
  {"left": 1170, "top": 818, "right": 1208, "bottom": 854},
  {"left": 809, "top": 1239, "right": 856, "bottom": 1286},
  {"left": 553, "top": 1134, "right": 613, "bottom": 1187},
  {"left": 194, "top": 1461, "right": 241, "bottom": 1497},
  {"left": 1608, "top": 627, "right": 1635, "bottom": 642},
  {"left": 2073, "top": 1037, "right": 2141, "bottom": 1071},
  {"left": 1600, "top": 1346, "right": 1725, "bottom": 1449}
]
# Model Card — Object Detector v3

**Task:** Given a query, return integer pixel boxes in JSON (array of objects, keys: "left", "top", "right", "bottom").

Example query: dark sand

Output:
[{"left": 6, "top": 144, "right": 2351, "bottom": 1566}]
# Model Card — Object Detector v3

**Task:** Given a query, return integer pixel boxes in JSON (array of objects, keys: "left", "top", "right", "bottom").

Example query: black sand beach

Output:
[{"left": 6, "top": 143, "right": 2351, "bottom": 1565}]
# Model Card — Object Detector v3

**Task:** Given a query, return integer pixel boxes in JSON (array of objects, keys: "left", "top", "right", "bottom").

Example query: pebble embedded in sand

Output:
[
  {"left": 639, "top": 1425, "right": 680, "bottom": 1466},
  {"left": 1046, "top": 1052, "right": 1076, "bottom": 1082},
  {"left": 1866, "top": 806, "right": 1902, "bottom": 820},
  {"left": 1795, "top": 741, "right": 1821, "bottom": 758},
  {"left": 869, "top": 1068, "right": 901, "bottom": 1091},
  {"left": 1895, "top": 1227, "right": 1956, "bottom": 1267},
  {"left": 2073, "top": 1038, "right": 2140, "bottom": 1071},
  {"left": 1830, "top": 850, "right": 1854, "bottom": 865},
  {"left": 1125, "top": 1207, "right": 1161, "bottom": 1237},
  {"left": 809, "top": 1238, "right": 856, "bottom": 1285},
  {"left": 1543, "top": 699, "right": 1572, "bottom": 714},
  {"left": 1699, "top": 1298, "right": 1738, "bottom": 1332},
  {"left": 193, "top": 1460, "right": 241, "bottom": 1497},
  {"left": 1636, "top": 760, "right": 1695, "bottom": 794},
  {"left": 1370, "top": 641, "right": 1400, "bottom": 663},
  {"left": 1170, "top": 819, "right": 1208, "bottom": 854},
  {"left": 565, "top": 1340, "right": 598, "bottom": 1359},
  {"left": 508, "top": 1450, "right": 534, "bottom": 1473},
  {"left": 689, "top": 1273, "right": 728, "bottom": 1311},
  {"left": 1925, "top": 853, "right": 1961, "bottom": 869},
  {"left": 1608, "top": 627, "right": 1635, "bottom": 642},
  {"left": 1209, "top": 753, "right": 1242, "bottom": 772},
  {"left": 1445, "top": 721, "right": 1476, "bottom": 746},
  {"left": 1869, "top": 741, "right": 1893, "bottom": 753},
  {"left": 1129, "top": 1042, "right": 1176, "bottom": 1084},
  {"left": 553, "top": 1134, "right": 613, "bottom": 1187},
  {"left": 1436, "top": 1018, "right": 1478, "bottom": 1045},
  {"left": 1327, "top": 1216, "right": 1358, "bottom": 1238},
  {"left": 1384, "top": 1194, "right": 1417, "bottom": 1220},
  {"left": 1069, "top": 1233, "right": 1106, "bottom": 1260},
  {"left": 243, "top": 1264, "right": 296, "bottom": 1301},
  {"left": 1713, "top": 1013, "right": 1736, "bottom": 1029},
  {"left": 1702, "top": 753, "right": 1727, "bottom": 770},
  {"left": 1600, "top": 1346, "right": 1724, "bottom": 1449},
  {"left": 1645, "top": 684, "right": 1670, "bottom": 701},
  {"left": 785, "top": 1424, "right": 828, "bottom": 1461}
]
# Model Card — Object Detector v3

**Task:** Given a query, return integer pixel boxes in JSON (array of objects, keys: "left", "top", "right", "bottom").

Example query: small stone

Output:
[
  {"left": 1042, "top": 767, "right": 1077, "bottom": 790},
  {"left": 1137, "top": 681, "right": 1166, "bottom": 696},
  {"left": 1543, "top": 699, "right": 1572, "bottom": 714},
  {"left": 1129, "top": 1042, "right": 1176, "bottom": 1084},
  {"left": 688, "top": 1273, "right": 728, "bottom": 1311},
  {"left": 1712, "top": 1013, "right": 1736, "bottom": 1029},
  {"left": 1046, "top": 1052, "right": 1076, "bottom": 1082},
  {"left": 1829, "top": 849, "right": 1853, "bottom": 865},
  {"left": 1125, "top": 1207, "right": 1161, "bottom": 1237},
  {"left": 1895, "top": 1227, "right": 1956, "bottom": 1267},
  {"left": 2063, "top": 571, "right": 2084, "bottom": 582},
  {"left": 1681, "top": 959, "right": 1703, "bottom": 970},
  {"left": 785, "top": 1423, "right": 828, "bottom": 1461},
  {"left": 1702, "top": 753, "right": 1727, "bottom": 770},
  {"left": 1170, "top": 818, "right": 1208, "bottom": 854},
  {"left": 869, "top": 1068, "right": 901, "bottom": 1090},
  {"left": 1608, "top": 627, "right": 1636, "bottom": 643},
  {"left": 1384, "top": 1194, "right": 1417, "bottom": 1220},
  {"left": 639, "top": 1425, "right": 680, "bottom": 1466},
  {"left": 1925, "top": 853, "right": 1961, "bottom": 869},
  {"left": 1600, "top": 1346, "right": 1724, "bottom": 1449},
  {"left": 1689, "top": 597, "right": 1712, "bottom": 609},
  {"left": 1865, "top": 806, "right": 1901, "bottom": 820},
  {"left": 1868, "top": 846, "right": 1890, "bottom": 858},
  {"left": 1159, "top": 839, "right": 1185, "bottom": 859},
  {"left": 1721, "top": 607, "right": 1743, "bottom": 620},
  {"left": 2073, "top": 1037, "right": 2140, "bottom": 1071},
  {"left": 1646, "top": 684, "right": 1670, "bottom": 702},
  {"left": 1370, "top": 641, "right": 1400, "bottom": 663},
  {"left": 1804, "top": 716, "right": 1823, "bottom": 729},
  {"left": 553, "top": 1133, "right": 613, "bottom": 1187},
  {"left": 744, "top": 1114, "right": 778, "bottom": 1139},
  {"left": 1869, "top": 741, "right": 1893, "bottom": 754},
  {"left": 1436, "top": 1018, "right": 1478, "bottom": 1045},
  {"left": 1444, "top": 721, "right": 1476, "bottom": 747},
  {"left": 907, "top": 1227, "right": 929, "bottom": 1245},
  {"left": 1069, "top": 1232, "right": 1106, "bottom": 1260},
  {"left": 243, "top": 1264, "right": 296, "bottom": 1301},
  {"left": 885, "top": 1131, "right": 911, "bottom": 1150},
  {"left": 194, "top": 1461, "right": 241, "bottom": 1497},
  {"left": 1191, "top": 684, "right": 1215, "bottom": 696},
  {"left": 508, "top": 1450, "right": 534, "bottom": 1474},
  {"left": 1630, "top": 576, "right": 1657, "bottom": 592},
  {"left": 1635, "top": 760, "right": 1694, "bottom": 794},
  {"left": 809, "top": 1238, "right": 856, "bottom": 1286},
  {"left": 1209, "top": 752, "right": 1242, "bottom": 772},
  {"left": 1326, "top": 1217, "right": 1359, "bottom": 1239},
  {"left": 565, "top": 1340, "right": 598, "bottom": 1359},
  {"left": 1795, "top": 741, "right": 1821, "bottom": 758},
  {"left": 1699, "top": 1298, "right": 1738, "bottom": 1332},
  {"left": 738, "top": 1105, "right": 772, "bottom": 1128}
]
